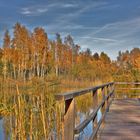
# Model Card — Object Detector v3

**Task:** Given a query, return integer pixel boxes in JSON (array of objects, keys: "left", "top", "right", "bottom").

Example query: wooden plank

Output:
[{"left": 99, "top": 98, "right": 140, "bottom": 140}]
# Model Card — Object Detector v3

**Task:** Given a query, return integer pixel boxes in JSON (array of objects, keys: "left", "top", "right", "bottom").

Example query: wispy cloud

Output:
[
  {"left": 21, "top": 8, "right": 31, "bottom": 15},
  {"left": 79, "top": 37, "right": 117, "bottom": 43},
  {"left": 95, "top": 3, "right": 120, "bottom": 11},
  {"left": 91, "top": 17, "right": 140, "bottom": 41},
  {"left": 61, "top": 3, "right": 78, "bottom": 8},
  {"left": 1, "top": 0, "right": 140, "bottom": 60},
  {"left": 74, "top": 17, "right": 140, "bottom": 59},
  {"left": 44, "top": 1, "right": 108, "bottom": 31},
  {"left": 21, "top": 6, "right": 48, "bottom": 16},
  {"left": 20, "top": 2, "right": 78, "bottom": 16}
]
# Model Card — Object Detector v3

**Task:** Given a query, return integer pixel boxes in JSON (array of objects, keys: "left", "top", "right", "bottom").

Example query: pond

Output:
[
  {"left": 0, "top": 90, "right": 103, "bottom": 140},
  {"left": 0, "top": 83, "right": 139, "bottom": 140}
]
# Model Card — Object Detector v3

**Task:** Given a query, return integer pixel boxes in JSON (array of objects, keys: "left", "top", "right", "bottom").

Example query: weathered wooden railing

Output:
[
  {"left": 55, "top": 82, "right": 115, "bottom": 140},
  {"left": 115, "top": 82, "right": 140, "bottom": 99}
]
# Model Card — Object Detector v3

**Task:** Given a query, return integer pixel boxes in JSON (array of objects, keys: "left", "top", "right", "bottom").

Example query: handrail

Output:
[
  {"left": 116, "top": 88, "right": 140, "bottom": 90},
  {"left": 115, "top": 82, "right": 140, "bottom": 99},
  {"left": 74, "top": 89, "right": 114, "bottom": 134},
  {"left": 89, "top": 97, "right": 113, "bottom": 140},
  {"left": 55, "top": 82, "right": 115, "bottom": 140},
  {"left": 115, "top": 82, "right": 140, "bottom": 85},
  {"left": 55, "top": 82, "right": 114, "bottom": 100}
]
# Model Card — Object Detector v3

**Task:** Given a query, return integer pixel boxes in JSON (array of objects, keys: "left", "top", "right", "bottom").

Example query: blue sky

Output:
[{"left": 0, "top": 0, "right": 140, "bottom": 59}]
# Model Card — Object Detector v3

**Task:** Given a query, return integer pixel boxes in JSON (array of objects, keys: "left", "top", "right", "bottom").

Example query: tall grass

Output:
[
  {"left": 0, "top": 78, "right": 63, "bottom": 140},
  {"left": 0, "top": 77, "right": 107, "bottom": 139}
]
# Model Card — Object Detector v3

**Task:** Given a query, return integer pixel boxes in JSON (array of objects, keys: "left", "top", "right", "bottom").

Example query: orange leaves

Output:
[
  {"left": 133, "top": 56, "right": 140, "bottom": 69},
  {"left": 33, "top": 27, "right": 48, "bottom": 52},
  {"left": 2, "top": 23, "right": 140, "bottom": 83},
  {"left": 115, "top": 48, "right": 140, "bottom": 82}
]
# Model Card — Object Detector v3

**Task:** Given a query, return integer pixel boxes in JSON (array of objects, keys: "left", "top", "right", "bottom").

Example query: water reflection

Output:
[
  {"left": 97, "top": 109, "right": 102, "bottom": 123},
  {"left": 0, "top": 93, "right": 61, "bottom": 140},
  {"left": 0, "top": 83, "right": 139, "bottom": 140},
  {"left": 75, "top": 109, "right": 102, "bottom": 140},
  {"left": 75, "top": 112, "right": 93, "bottom": 140},
  {"left": 74, "top": 84, "right": 140, "bottom": 139},
  {"left": 0, "top": 118, "right": 4, "bottom": 140}
]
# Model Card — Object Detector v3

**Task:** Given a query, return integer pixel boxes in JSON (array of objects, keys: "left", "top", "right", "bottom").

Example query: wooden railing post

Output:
[
  {"left": 106, "top": 85, "right": 110, "bottom": 112},
  {"left": 112, "top": 83, "right": 115, "bottom": 98},
  {"left": 92, "top": 90, "right": 98, "bottom": 126},
  {"left": 102, "top": 87, "right": 105, "bottom": 103},
  {"left": 109, "top": 83, "right": 114, "bottom": 98},
  {"left": 62, "top": 98, "right": 75, "bottom": 140},
  {"left": 101, "top": 87, "right": 105, "bottom": 123},
  {"left": 110, "top": 83, "right": 113, "bottom": 92},
  {"left": 92, "top": 89, "right": 98, "bottom": 139}
]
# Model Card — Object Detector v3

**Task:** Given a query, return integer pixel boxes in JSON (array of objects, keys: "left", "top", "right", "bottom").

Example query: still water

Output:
[
  {"left": 0, "top": 85, "right": 139, "bottom": 140},
  {"left": 75, "top": 109, "right": 102, "bottom": 140},
  {"left": 0, "top": 108, "right": 102, "bottom": 140},
  {"left": 0, "top": 119, "right": 4, "bottom": 140}
]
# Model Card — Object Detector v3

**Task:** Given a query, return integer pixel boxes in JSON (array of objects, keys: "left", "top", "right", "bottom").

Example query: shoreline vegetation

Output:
[{"left": 0, "top": 23, "right": 140, "bottom": 139}]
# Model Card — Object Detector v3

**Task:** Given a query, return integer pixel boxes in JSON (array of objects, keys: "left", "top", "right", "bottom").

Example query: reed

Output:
[{"left": 0, "top": 77, "right": 107, "bottom": 139}]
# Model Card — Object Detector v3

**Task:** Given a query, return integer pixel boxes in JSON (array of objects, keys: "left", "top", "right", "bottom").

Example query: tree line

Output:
[{"left": 0, "top": 23, "right": 140, "bottom": 82}]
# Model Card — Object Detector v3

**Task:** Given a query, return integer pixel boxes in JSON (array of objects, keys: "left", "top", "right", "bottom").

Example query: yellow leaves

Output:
[
  {"left": 33, "top": 27, "right": 48, "bottom": 51},
  {"left": 134, "top": 56, "right": 140, "bottom": 69},
  {"left": 2, "top": 22, "right": 140, "bottom": 83}
]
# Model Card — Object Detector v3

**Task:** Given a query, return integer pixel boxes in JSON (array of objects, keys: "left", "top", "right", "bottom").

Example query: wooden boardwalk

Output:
[
  {"left": 56, "top": 82, "right": 140, "bottom": 140},
  {"left": 98, "top": 98, "right": 140, "bottom": 140}
]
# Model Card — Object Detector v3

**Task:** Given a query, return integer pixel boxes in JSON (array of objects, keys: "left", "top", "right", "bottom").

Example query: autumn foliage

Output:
[{"left": 0, "top": 23, "right": 140, "bottom": 83}]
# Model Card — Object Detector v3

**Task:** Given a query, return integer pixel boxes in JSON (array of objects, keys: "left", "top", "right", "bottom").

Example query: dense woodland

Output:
[{"left": 0, "top": 23, "right": 140, "bottom": 83}]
